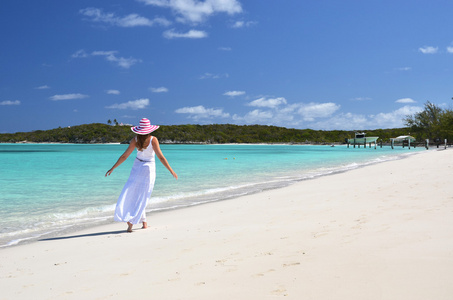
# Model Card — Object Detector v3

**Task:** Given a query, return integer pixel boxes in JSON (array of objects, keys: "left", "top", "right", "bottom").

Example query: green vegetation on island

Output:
[
  {"left": 404, "top": 101, "right": 453, "bottom": 142},
  {"left": 1, "top": 101, "right": 451, "bottom": 144},
  {"left": 0, "top": 123, "right": 416, "bottom": 144}
]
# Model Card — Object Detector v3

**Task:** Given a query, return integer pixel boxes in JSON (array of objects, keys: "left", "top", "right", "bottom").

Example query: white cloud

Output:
[
  {"left": 296, "top": 102, "right": 341, "bottom": 121},
  {"left": 231, "top": 21, "right": 244, "bottom": 28},
  {"left": 352, "top": 97, "right": 372, "bottom": 101},
  {"left": 72, "top": 49, "right": 89, "bottom": 58},
  {"left": 232, "top": 98, "right": 341, "bottom": 127},
  {"left": 199, "top": 72, "right": 229, "bottom": 79},
  {"left": 310, "top": 105, "right": 423, "bottom": 130},
  {"left": 92, "top": 50, "right": 117, "bottom": 57},
  {"left": 172, "top": 96, "right": 421, "bottom": 130},
  {"left": 91, "top": 51, "right": 141, "bottom": 68},
  {"left": 35, "top": 85, "right": 50, "bottom": 90},
  {"left": 138, "top": 0, "right": 242, "bottom": 24},
  {"left": 120, "top": 14, "right": 170, "bottom": 27},
  {"left": 175, "top": 105, "right": 230, "bottom": 120},
  {"left": 106, "top": 90, "right": 120, "bottom": 95},
  {"left": 72, "top": 50, "right": 141, "bottom": 69},
  {"left": 231, "top": 20, "right": 257, "bottom": 28},
  {"left": 419, "top": 46, "right": 438, "bottom": 54},
  {"left": 309, "top": 112, "right": 369, "bottom": 130},
  {"left": 447, "top": 46, "right": 453, "bottom": 53},
  {"left": 218, "top": 47, "right": 232, "bottom": 51},
  {"left": 232, "top": 109, "right": 274, "bottom": 124},
  {"left": 0, "top": 100, "right": 21, "bottom": 106},
  {"left": 163, "top": 29, "right": 208, "bottom": 39},
  {"left": 150, "top": 87, "right": 169, "bottom": 93},
  {"left": 396, "top": 98, "right": 416, "bottom": 104},
  {"left": 371, "top": 105, "right": 422, "bottom": 128},
  {"left": 395, "top": 67, "right": 411, "bottom": 71},
  {"left": 106, "top": 98, "right": 150, "bottom": 110},
  {"left": 49, "top": 94, "right": 89, "bottom": 101},
  {"left": 223, "top": 90, "right": 245, "bottom": 97},
  {"left": 80, "top": 7, "right": 171, "bottom": 27},
  {"left": 248, "top": 97, "right": 287, "bottom": 109}
]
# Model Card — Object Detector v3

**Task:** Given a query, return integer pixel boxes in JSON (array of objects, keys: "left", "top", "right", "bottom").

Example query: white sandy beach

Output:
[{"left": 1, "top": 149, "right": 452, "bottom": 300}]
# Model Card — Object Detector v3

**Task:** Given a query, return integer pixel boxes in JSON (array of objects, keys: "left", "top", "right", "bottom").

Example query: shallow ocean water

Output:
[{"left": 0, "top": 143, "right": 425, "bottom": 247}]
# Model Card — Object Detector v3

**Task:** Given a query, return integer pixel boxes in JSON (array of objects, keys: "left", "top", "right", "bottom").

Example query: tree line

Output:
[
  {"left": 1, "top": 101, "right": 451, "bottom": 144},
  {"left": 0, "top": 123, "right": 411, "bottom": 144}
]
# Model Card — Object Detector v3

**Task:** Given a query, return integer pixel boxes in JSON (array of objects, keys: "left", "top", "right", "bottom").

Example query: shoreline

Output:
[
  {"left": 1, "top": 147, "right": 425, "bottom": 249},
  {"left": 1, "top": 149, "right": 452, "bottom": 299},
  {"left": 3, "top": 141, "right": 451, "bottom": 151},
  {"left": 2, "top": 140, "right": 449, "bottom": 146}
]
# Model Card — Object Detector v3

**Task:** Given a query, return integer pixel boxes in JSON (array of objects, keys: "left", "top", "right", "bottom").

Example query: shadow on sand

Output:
[{"left": 39, "top": 230, "right": 126, "bottom": 242}]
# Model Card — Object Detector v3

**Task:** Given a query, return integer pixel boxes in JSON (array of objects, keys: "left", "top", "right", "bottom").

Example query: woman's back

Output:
[{"left": 136, "top": 136, "right": 155, "bottom": 162}]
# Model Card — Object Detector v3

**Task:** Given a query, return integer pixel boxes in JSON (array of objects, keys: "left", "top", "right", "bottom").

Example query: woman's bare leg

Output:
[
  {"left": 142, "top": 222, "right": 148, "bottom": 229},
  {"left": 127, "top": 222, "right": 133, "bottom": 232}
]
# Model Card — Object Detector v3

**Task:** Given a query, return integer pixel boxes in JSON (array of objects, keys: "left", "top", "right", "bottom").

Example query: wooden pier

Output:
[
  {"left": 346, "top": 132, "right": 379, "bottom": 149},
  {"left": 345, "top": 132, "right": 451, "bottom": 150},
  {"left": 346, "top": 138, "right": 379, "bottom": 149}
]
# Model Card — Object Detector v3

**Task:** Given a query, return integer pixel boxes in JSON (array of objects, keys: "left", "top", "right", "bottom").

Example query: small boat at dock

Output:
[{"left": 347, "top": 132, "right": 379, "bottom": 144}]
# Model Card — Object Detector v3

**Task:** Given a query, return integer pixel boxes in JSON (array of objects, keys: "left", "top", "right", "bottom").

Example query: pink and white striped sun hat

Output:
[{"left": 131, "top": 118, "right": 159, "bottom": 135}]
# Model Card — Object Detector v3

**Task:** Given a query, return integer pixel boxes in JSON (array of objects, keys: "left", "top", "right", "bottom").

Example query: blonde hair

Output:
[{"left": 136, "top": 134, "right": 150, "bottom": 151}]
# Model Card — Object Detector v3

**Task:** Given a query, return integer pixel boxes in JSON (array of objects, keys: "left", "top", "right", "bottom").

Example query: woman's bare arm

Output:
[
  {"left": 152, "top": 137, "right": 178, "bottom": 179},
  {"left": 105, "top": 138, "right": 137, "bottom": 177}
]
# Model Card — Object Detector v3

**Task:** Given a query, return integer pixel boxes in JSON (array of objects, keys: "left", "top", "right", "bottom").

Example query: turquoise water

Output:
[{"left": 0, "top": 143, "right": 425, "bottom": 247}]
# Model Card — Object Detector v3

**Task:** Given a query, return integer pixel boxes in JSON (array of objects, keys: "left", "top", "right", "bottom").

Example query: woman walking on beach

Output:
[{"left": 106, "top": 118, "right": 177, "bottom": 232}]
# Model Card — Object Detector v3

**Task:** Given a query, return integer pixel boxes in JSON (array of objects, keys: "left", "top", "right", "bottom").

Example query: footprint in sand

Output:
[
  {"left": 254, "top": 252, "right": 273, "bottom": 257},
  {"left": 282, "top": 262, "right": 300, "bottom": 267},
  {"left": 252, "top": 269, "right": 275, "bottom": 278},
  {"left": 313, "top": 231, "right": 329, "bottom": 238},
  {"left": 271, "top": 286, "right": 288, "bottom": 296}
]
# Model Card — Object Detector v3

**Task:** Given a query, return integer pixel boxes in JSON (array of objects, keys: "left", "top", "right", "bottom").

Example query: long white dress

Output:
[{"left": 114, "top": 137, "right": 156, "bottom": 224}]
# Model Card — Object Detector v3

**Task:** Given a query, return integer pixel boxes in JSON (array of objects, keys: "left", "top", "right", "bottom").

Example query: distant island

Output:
[{"left": 0, "top": 123, "right": 412, "bottom": 144}]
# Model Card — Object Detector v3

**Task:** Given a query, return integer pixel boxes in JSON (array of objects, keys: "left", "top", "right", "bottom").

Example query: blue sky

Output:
[{"left": 1, "top": 0, "right": 453, "bottom": 133}]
